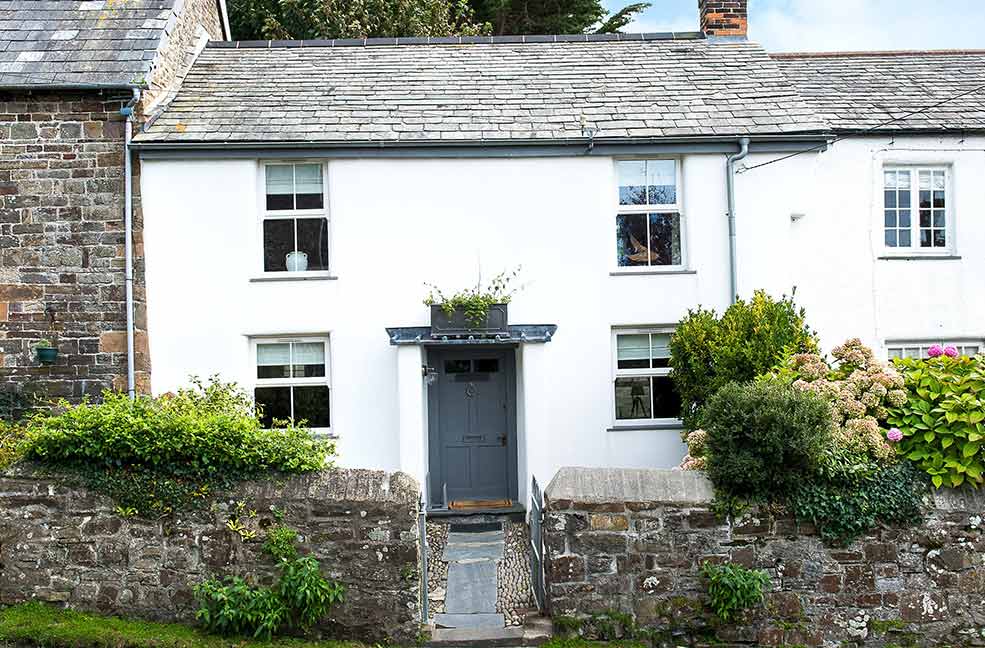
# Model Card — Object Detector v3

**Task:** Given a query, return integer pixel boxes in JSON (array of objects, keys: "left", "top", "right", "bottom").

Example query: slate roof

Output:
[
  {"left": 135, "top": 35, "right": 828, "bottom": 145},
  {"left": 773, "top": 50, "right": 985, "bottom": 133},
  {"left": 0, "top": 0, "right": 179, "bottom": 88}
]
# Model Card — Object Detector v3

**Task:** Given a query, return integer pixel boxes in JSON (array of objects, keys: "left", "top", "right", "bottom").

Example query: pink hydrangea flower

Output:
[
  {"left": 886, "top": 427, "right": 903, "bottom": 443},
  {"left": 943, "top": 345, "right": 959, "bottom": 358},
  {"left": 927, "top": 344, "right": 944, "bottom": 358}
]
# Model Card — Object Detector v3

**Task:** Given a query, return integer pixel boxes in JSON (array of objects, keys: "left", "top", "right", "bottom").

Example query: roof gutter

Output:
[
  {"left": 726, "top": 136, "right": 750, "bottom": 305},
  {"left": 121, "top": 88, "right": 141, "bottom": 399}
]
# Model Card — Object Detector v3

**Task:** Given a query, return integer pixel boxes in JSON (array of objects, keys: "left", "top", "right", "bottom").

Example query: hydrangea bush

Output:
[{"left": 765, "top": 338, "right": 906, "bottom": 466}]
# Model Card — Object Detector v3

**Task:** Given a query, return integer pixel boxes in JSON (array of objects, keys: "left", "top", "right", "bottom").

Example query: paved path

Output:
[{"left": 434, "top": 524, "right": 505, "bottom": 630}]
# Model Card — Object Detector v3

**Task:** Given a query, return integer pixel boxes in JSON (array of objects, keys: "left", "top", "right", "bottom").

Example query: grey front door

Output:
[{"left": 427, "top": 348, "right": 517, "bottom": 508}]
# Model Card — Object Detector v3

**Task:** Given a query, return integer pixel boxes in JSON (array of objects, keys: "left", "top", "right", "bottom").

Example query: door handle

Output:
[{"left": 498, "top": 434, "right": 508, "bottom": 447}]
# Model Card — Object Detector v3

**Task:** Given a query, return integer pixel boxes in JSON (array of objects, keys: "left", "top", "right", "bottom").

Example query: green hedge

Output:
[{"left": 23, "top": 377, "right": 334, "bottom": 517}]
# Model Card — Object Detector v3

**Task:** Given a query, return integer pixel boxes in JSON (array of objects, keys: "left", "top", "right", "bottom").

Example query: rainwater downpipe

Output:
[
  {"left": 121, "top": 88, "right": 141, "bottom": 399},
  {"left": 726, "top": 137, "right": 750, "bottom": 305}
]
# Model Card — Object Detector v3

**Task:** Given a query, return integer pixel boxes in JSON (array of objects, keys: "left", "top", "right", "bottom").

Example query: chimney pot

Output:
[{"left": 699, "top": 0, "right": 748, "bottom": 39}]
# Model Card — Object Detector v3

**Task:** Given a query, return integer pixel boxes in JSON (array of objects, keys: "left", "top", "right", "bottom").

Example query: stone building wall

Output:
[
  {"left": 544, "top": 467, "right": 985, "bottom": 647},
  {"left": 0, "top": 90, "right": 149, "bottom": 406},
  {"left": 0, "top": 467, "right": 421, "bottom": 643}
]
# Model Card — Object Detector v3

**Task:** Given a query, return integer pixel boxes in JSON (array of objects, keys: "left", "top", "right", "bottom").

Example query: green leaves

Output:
[
  {"left": 700, "top": 562, "right": 770, "bottom": 623},
  {"left": 195, "top": 527, "right": 344, "bottom": 639},
  {"left": 21, "top": 377, "right": 335, "bottom": 518},
  {"left": 887, "top": 356, "right": 985, "bottom": 489}
]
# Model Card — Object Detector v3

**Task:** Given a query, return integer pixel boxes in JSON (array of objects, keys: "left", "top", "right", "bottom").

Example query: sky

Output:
[{"left": 603, "top": 0, "right": 985, "bottom": 52}]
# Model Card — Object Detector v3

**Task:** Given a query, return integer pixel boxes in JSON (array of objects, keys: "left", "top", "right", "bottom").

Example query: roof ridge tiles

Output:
[
  {"left": 206, "top": 31, "right": 708, "bottom": 49},
  {"left": 772, "top": 49, "right": 985, "bottom": 59}
]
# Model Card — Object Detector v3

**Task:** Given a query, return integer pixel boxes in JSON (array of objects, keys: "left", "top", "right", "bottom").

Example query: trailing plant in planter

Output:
[
  {"left": 34, "top": 339, "right": 58, "bottom": 365},
  {"left": 423, "top": 266, "right": 521, "bottom": 329}
]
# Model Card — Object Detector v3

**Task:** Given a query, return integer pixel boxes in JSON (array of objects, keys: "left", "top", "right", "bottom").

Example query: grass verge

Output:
[{"left": 0, "top": 602, "right": 366, "bottom": 648}]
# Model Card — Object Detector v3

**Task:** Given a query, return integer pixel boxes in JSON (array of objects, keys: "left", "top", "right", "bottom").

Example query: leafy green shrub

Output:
[
  {"left": 700, "top": 562, "right": 770, "bottom": 623},
  {"left": 263, "top": 525, "right": 300, "bottom": 562},
  {"left": 787, "top": 460, "right": 926, "bottom": 545},
  {"left": 887, "top": 355, "right": 985, "bottom": 488},
  {"left": 702, "top": 381, "right": 833, "bottom": 501},
  {"left": 670, "top": 290, "right": 817, "bottom": 429},
  {"left": 23, "top": 377, "right": 334, "bottom": 517},
  {"left": 195, "top": 525, "right": 344, "bottom": 640},
  {"left": 0, "top": 420, "right": 26, "bottom": 471}
]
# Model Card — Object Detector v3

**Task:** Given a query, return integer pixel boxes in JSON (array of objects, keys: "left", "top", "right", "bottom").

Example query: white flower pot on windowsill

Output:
[{"left": 286, "top": 251, "right": 309, "bottom": 272}]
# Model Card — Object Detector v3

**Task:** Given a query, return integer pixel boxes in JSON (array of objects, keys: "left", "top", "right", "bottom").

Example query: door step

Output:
[
  {"left": 429, "top": 626, "right": 524, "bottom": 647},
  {"left": 434, "top": 613, "right": 505, "bottom": 629}
]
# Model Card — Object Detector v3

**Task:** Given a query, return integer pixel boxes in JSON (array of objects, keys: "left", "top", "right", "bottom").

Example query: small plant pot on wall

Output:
[
  {"left": 35, "top": 341, "right": 58, "bottom": 365},
  {"left": 430, "top": 304, "right": 509, "bottom": 338}
]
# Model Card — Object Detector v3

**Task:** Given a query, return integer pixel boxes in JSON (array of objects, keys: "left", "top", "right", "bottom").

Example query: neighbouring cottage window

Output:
[
  {"left": 887, "top": 340, "right": 982, "bottom": 360},
  {"left": 613, "top": 329, "right": 681, "bottom": 423},
  {"left": 254, "top": 338, "right": 331, "bottom": 430},
  {"left": 615, "top": 160, "right": 684, "bottom": 268},
  {"left": 263, "top": 163, "right": 329, "bottom": 273},
  {"left": 884, "top": 167, "right": 949, "bottom": 251}
]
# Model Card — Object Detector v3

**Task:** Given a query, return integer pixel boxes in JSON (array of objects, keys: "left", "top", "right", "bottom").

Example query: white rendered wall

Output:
[{"left": 140, "top": 139, "right": 984, "bottom": 485}]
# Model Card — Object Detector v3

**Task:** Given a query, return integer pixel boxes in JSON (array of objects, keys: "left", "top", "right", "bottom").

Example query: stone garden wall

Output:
[
  {"left": 0, "top": 467, "right": 421, "bottom": 642},
  {"left": 545, "top": 467, "right": 985, "bottom": 647}
]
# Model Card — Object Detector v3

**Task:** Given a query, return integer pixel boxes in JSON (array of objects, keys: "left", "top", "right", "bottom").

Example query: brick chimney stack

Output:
[{"left": 699, "top": 0, "right": 748, "bottom": 39}]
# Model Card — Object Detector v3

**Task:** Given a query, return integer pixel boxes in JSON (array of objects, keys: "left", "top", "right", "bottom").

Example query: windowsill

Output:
[
  {"left": 877, "top": 255, "right": 961, "bottom": 261},
  {"left": 610, "top": 269, "right": 696, "bottom": 277},
  {"left": 250, "top": 273, "right": 338, "bottom": 282},
  {"left": 607, "top": 421, "right": 684, "bottom": 432}
]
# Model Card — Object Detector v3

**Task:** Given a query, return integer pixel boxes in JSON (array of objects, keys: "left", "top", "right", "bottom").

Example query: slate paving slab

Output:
[
  {"left": 434, "top": 613, "right": 505, "bottom": 629},
  {"left": 447, "top": 530, "right": 505, "bottom": 545},
  {"left": 445, "top": 560, "right": 498, "bottom": 614},
  {"left": 443, "top": 541, "right": 504, "bottom": 562}
]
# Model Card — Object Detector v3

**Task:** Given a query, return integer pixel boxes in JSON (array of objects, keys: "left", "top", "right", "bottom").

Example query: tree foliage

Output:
[
  {"left": 227, "top": 0, "right": 651, "bottom": 39},
  {"left": 469, "top": 0, "right": 650, "bottom": 35},
  {"left": 229, "top": 0, "right": 486, "bottom": 40}
]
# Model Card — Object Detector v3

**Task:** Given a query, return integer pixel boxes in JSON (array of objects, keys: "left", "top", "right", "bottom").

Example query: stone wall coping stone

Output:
[{"left": 545, "top": 467, "right": 714, "bottom": 507}]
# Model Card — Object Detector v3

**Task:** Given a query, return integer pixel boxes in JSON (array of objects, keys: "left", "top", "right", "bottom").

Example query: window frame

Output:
[
  {"left": 257, "top": 161, "right": 332, "bottom": 278},
  {"left": 610, "top": 326, "right": 683, "bottom": 429},
  {"left": 250, "top": 335, "right": 333, "bottom": 435},
  {"left": 886, "top": 338, "right": 983, "bottom": 360},
  {"left": 881, "top": 165, "right": 954, "bottom": 256},
  {"left": 613, "top": 158, "right": 688, "bottom": 273}
]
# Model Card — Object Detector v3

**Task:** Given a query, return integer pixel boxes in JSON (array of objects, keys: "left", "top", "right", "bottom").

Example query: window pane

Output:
[
  {"left": 884, "top": 230, "right": 897, "bottom": 247},
  {"left": 919, "top": 210, "right": 931, "bottom": 228},
  {"left": 616, "top": 213, "right": 649, "bottom": 267},
  {"left": 884, "top": 191, "right": 896, "bottom": 208},
  {"left": 888, "top": 348, "right": 902, "bottom": 359},
  {"left": 255, "top": 386, "right": 291, "bottom": 427},
  {"left": 920, "top": 229, "right": 931, "bottom": 247},
  {"left": 883, "top": 171, "right": 896, "bottom": 189},
  {"left": 475, "top": 358, "right": 500, "bottom": 373},
  {"left": 897, "top": 171, "right": 910, "bottom": 189},
  {"left": 257, "top": 343, "right": 291, "bottom": 379},
  {"left": 932, "top": 171, "right": 945, "bottom": 190},
  {"left": 898, "top": 190, "right": 910, "bottom": 207},
  {"left": 646, "top": 160, "right": 677, "bottom": 205},
  {"left": 899, "top": 229, "right": 911, "bottom": 247},
  {"left": 884, "top": 210, "right": 896, "bottom": 227},
  {"left": 933, "top": 230, "right": 946, "bottom": 247},
  {"left": 266, "top": 166, "right": 294, "bottom": 210},
  {"left": 615, "top": 377, "right": 651, "bottom": 420},
  {"left": 618, "top": 161, "right": 647, "bottom": 205},
  {"left": 899, "top": 210, "right": 910, "bottom": 227},
  {"left": 617, "top": 334, "right": 650, "bottom": 369},
  {"left": 445, "top": 359, "right": 471, "bottom": 374},
  {"left": 919, "top": 191, "right": 931, "bottom": 209},
  {"left": 293, "top": 385, "right": 330, "bottom": 428},
  {"left": 263, "top": 219, "right": 294, "bottom": 272},
  {"left": 933, "top": 211, "right": 945, "bottom": 228},
  {"left": 648, "top": 212, "right": 682, "bottom": 266},
  {"left": 651, "top": 333, "right": 672, "bottom": 368},
  {"left": 296, "top": 218, "right": 329, "bottom": 271},
  {"left": 933, "top": 191, "right": 945, "bottom": 209},
  {"left": 651, "top": 376, "right": 681, "bottom": 419},
  {"left": 919, "top": 171, "right": 931, "bottom": 190},
  {"left": 295, "top": 164, "right": 324, "bottom": 210},
  {"left": 293, "top": 342, "right": 326, "bottom": 378}
]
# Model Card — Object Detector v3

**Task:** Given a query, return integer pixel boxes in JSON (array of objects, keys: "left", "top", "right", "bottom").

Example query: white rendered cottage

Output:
[{"left": 133, "top": 1, "right": 985, "bottom": 511}]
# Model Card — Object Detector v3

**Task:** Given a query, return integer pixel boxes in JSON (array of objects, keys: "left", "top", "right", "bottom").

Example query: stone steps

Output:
[{"left": 434, "top": 613, "right": 505, "bottom": 629}]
